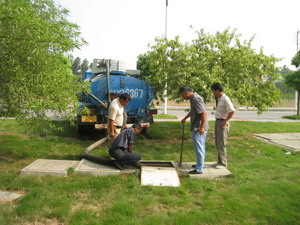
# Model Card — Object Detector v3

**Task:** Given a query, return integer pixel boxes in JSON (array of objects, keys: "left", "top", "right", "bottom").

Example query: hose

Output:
[{"left": 79, "top": 137, "right": 116, "bottom": 166}]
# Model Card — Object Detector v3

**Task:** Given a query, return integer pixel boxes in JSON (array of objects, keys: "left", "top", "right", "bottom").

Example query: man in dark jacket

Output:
[{"left": 109, "top": 123, "right": 143, "bottom": 170}]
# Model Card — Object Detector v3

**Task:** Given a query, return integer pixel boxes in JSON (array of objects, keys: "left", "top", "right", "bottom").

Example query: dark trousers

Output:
[{"left": 109, "top": 148, "right": 141, "bottom": 166}]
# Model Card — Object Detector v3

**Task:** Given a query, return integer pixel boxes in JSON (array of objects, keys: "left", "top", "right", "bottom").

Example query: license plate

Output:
[{"left": 81, "top": 115, "right": 97, "bottom": 122}]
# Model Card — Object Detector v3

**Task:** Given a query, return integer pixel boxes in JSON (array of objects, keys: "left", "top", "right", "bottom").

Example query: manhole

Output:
[{"left": 141, "top": 160, "right": 176, "bottom": 168}]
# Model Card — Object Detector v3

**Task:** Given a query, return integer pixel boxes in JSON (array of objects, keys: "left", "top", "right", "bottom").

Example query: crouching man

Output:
[{"left": 109, "top": 123, "right": 143, "bottom": 170}]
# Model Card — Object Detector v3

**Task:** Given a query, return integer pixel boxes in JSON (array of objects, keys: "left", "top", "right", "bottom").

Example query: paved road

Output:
[
  {"left": 156, "top": 109, "right": 299, "bottom": 122},
  {"left": 36, "top": 108, "right": 299, "bottom": 122}
]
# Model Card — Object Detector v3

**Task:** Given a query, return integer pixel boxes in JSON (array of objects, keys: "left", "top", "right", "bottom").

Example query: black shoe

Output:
[
  {"left": 134, "top": 162, "right": 143, "bottom": 169},
  {"left": 114, "top": 161, "right": 125, "bottom": 170},
  {"left": 189, "top": 169, "right": 203, "bottom": 174}
]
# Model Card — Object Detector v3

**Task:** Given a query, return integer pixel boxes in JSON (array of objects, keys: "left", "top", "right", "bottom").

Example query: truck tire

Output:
[
  {"left": 77, "top": 124, "right": 94, "bottom": 135},
  {"left": 141, "top": 127, "right": 147, "bottom": 134}
]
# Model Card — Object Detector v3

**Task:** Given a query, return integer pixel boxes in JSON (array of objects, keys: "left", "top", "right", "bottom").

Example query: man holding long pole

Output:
[{"left": 179, "top": 85, "right": 208, "bottom": 174}]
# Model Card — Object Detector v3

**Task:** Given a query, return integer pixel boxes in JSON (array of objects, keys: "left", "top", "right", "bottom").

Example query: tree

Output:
[
  {"left": 0, "top": 0, "right": 87, "bottom": 134},
  {"left": 71, "top": 57, "right": 89, "bottom": 78},
  {"left": 138, "top": 28, "right": 281, "bottom": 112},
  {"left": 71, "top": 57, "right": 82, "bottom": 75},
  {"left": 275, "top": 66, "right": 294, "bottom": 99},
  {"left": 285, "top": 52, "right": 300, "bottom": 115},
  {"left": 81, "top": 59, "right": 90, "bottom": 77}
]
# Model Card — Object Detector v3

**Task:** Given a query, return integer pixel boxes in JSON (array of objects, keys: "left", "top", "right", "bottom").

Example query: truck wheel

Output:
[
  {"left": 141, "top": 127, "right": 147, "bottom": 134},
  {"left": 77, "top": 124, "right": 94, "bottom": 135}
]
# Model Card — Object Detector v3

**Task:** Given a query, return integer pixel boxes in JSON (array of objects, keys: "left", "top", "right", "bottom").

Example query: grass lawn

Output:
[
  {"left": 0, "top": 119, "right": 300, "bottom": 225},
  {"left": 153, "top": 114, "right": 178, "bottom": 119}
]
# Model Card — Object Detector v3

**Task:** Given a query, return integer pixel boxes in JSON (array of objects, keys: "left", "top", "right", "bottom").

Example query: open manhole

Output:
[{"left": 141, "top": 161, "right": 177, "bottom": 168}]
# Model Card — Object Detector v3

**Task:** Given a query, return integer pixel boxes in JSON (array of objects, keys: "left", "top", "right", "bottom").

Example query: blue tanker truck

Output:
[{"left": 77, "top": 59, "right": 157, "bottom": 134}]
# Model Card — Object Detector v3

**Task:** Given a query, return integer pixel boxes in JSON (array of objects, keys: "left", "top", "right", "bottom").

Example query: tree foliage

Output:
[
  {"left": 71, "top": 57, "right": 90, "bottom": 78},
  {"left": 0, "top": 0, "right": 87, "bottom": 134},
  {"left": 138, "top": 28, "right": 281, "bottom": 112},
  {"left": 275, "top": 66, "right": 294, "bottom": 98},
  {"left": 285, "top": 50, "right": 300, "bottom": 115}
]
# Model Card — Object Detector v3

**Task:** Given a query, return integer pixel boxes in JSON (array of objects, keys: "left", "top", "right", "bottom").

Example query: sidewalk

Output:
[{"left": 155, "top": 106, "right": 297, "bottom": 112}]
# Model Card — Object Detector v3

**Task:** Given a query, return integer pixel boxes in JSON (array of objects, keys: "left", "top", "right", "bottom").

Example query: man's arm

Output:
[
  {"left": 199, "top": 111, "right": 207, "bottom": 134},
  {"left": 128, "top": 144, "right": 133, "bottom": 153},
  {"left": 221, "top": 111, "right": 235, "bottom": 128},
  {"left": 108, "top": 119, "right": 115, "bottom": 138},
  {"left": 181, "top": 111, "right": 192, "bottom": 123}
]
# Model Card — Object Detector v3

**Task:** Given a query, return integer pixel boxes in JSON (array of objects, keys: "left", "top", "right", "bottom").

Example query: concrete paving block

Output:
[
  {"left": 182, "top": 162, "right": 232, "bottom": 179},
  {"left": 270, "top": 140, "right": 300, "bottom": 151},
  {"left": 141, "top": 166, "right": 180, "bottom": 187},
  {"left": 254, "top": 133, "right": 300, "bottom": 151},
  {"left": 255, "top": 133, "right": 300, "bottom": 140},
  {"left": 74, "top": 159, "right": 137, "bottom": 176},
  {"left": 0, "top": 191, "right": 23, "bottom": 202},
  {"left": 20, "top": 159, "right": 79, "bottom": 177}
]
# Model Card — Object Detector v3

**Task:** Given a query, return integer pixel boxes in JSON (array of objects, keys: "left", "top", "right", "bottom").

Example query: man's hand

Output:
[
  {"left": 128, "top": 145, "right": 133, "bottom": 153},
  {"left": 199, "top": 127, "right": 205, "bottom": 135},
  {"left": 181, "top": 118, "right": 186, "bottom": 124},
  {"left": 221, "top": 121, "right": 227, "bottom": 129},
  {"left": 109, "top": 132, "right": 115, "bottom": 139}
]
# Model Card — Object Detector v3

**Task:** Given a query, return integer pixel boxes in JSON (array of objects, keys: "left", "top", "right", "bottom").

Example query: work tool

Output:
[{"left": 179, "top": 123, "right": 185, "bottom": 166}]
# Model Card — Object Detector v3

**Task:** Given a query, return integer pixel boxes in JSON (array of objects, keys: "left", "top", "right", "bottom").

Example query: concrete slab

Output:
[
  {"left": 0, "top": 191, "right": 23, "bottom": 202},
  {"left": 74, "top": 159, "right": 137, "bottom": 176},
  {"left": 141, "top": 166, "right": 180, "bottom": 187},
  {"left": 20, "top": 158, "right": 232, "bottom": 180},
  {"left": 269, "top": 140, "right": 300, "bottom": 150},
  {"left": 74, "top": 159, "right": 232, "bottom": 179},
  {"left": 255, "top": 133, "right": 300, "bottom": 140},
  {"left": 20, "top": 159, "right": 79, "bottom": 177},
  {"left": 254, "top": 133, "right": 300, "bottom": 151},
  {"left": 177, "top": 162, "right": 232, "bottom": 179}
]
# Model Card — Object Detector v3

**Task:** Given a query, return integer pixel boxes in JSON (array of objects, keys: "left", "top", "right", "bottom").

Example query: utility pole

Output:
[
  {"left": 295, "top": 29, "right": 300, "bottom": 110},
  {"left": 163, "top": 0, "right": 168, "bottom": 114},
  {"left": 297, "top": 29, "right": 299, "bottom": 51}
]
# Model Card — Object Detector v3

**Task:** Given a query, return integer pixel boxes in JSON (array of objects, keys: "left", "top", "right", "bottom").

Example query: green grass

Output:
[
  {"left": 0, "top": 119, "right": 300, "bottom": 225},
  {"left": 282, "top": 115, "right": 300, "bottom": 120},
  {"left": 153, "top": 114, "right": 178, "bottom": 119}
]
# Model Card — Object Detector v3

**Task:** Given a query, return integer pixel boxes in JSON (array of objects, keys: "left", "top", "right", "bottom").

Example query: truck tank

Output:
[{"left": 77, "top": 59, "right": 157, "bottom": 134}]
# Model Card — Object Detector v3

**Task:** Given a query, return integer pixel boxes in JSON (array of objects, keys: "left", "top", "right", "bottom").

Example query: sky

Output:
[{"left": 57, "top": 0, "right": 300, "bottom": 69}]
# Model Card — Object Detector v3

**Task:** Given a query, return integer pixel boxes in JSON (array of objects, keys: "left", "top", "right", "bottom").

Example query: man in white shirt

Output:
[
  {"left": 211, "top": 83, "right": 235, "bottom": 168},
  {"left": 107, "top": 93, "right": 131, "bottom": 140}
]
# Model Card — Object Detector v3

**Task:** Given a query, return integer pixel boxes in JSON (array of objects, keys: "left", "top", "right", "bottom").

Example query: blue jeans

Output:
[{"left": 192, "top": 130, "right": 207, "bottom": 172}]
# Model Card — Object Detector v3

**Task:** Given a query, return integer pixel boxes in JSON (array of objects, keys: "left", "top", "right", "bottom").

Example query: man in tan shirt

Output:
[
  {"left": 211, "top": 83, "right": 235, "bottom": 169},
  {"left": 107, "top": 93, "right": 131, "bottom": 140}
]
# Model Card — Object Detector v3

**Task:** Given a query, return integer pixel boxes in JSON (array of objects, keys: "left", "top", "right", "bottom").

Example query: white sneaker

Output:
[
  {"left": 215, "top": 164, "right": 226, "bottom": 169},
  {"left": 212, "top": 163, "right": 219, "bottom": 167}
]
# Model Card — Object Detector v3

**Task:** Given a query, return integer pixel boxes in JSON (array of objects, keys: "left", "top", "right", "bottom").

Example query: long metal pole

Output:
[
  {"left": 295, "top": 30, "right": 299, "bottom": 110},
  {"left": 106, "top": 60, "right": 111, "bottom": 104},
  {"left": 297, "top": 29, "right": 299, "bottom": 51},
  {"left": 179, "top": 123, "right": 184, "bottom": 166},
  {"left": 163, "top": 0, "right": 168, "bottom": 114}
]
